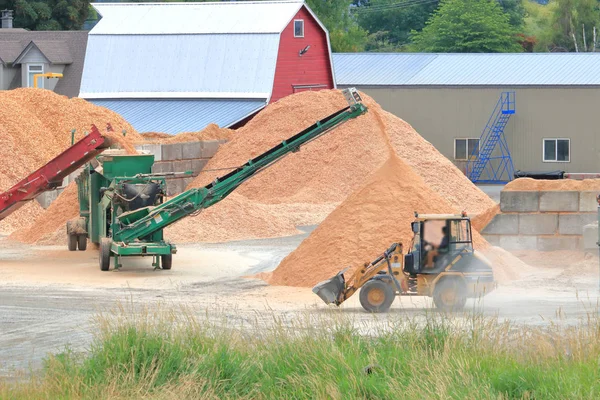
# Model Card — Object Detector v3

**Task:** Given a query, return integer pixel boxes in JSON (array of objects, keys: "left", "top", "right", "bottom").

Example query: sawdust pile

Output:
[
  {"left": 142, "top": 124, "right": 234, "bottom": 144},
  {"left": 471, "top": 204, "right": 500, "bottom": 232},
  {"left": 267, "top": 156, "right": 491, "bottom": 287},
  {"left": 9, "top": 183, "right": 79, "bottom": 244},
  {"left": 505, "top": 178, "right": 600, "bottom": 191},
  {"left": 0, "top": 88, "right": 141, "bottom": 236}
]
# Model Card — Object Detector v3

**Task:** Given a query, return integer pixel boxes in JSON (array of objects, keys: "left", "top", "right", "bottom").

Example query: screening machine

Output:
[{"left": 69, "top": 88, "right": 368, "bottom": 271}]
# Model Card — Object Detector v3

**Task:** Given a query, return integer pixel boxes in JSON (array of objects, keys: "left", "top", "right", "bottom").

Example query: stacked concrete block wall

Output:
[
  {"left": 137, "top": 140, "right": 227, "bottom": 196},
  {"left": 483, "top": 190, "right": 598, "bottom": 251}
]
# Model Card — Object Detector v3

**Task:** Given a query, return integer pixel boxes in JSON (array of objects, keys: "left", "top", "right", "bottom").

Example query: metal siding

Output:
[
  {"left": 350, "top": 87, "right": 600, "bottom": 173},
  {"left": 271, "top": 7, "right": 333, "bottom": 102},
  {"left": 80, "top": 34, "right": 279, "bottom": 96},
  {"left": 333, "top": 53, "right": 600, "bottom": 86},
  {"left": 91, "top": 2, "right": 303, "bottom": 35},
  {"left": 91, "top": 99, "right": 266, "bottom": 134}
]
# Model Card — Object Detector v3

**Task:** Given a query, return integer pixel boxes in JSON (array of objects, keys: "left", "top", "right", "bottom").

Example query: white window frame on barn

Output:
[
  {"left": 27, "top": 64, "right": 44, "bottom": 88},
  {"left": 294, "top": 19, "right": 304, "bottom": 37},
  {"left": 543, "top": 138, "right": 570, "bottom": 162},
  {"left": 454, "top": 138, "right": 480, "bottom": 161}
]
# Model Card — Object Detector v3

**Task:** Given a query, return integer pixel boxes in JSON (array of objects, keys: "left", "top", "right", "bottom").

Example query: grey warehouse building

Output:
[{"left": 333, "top": 53, "right": 600, "bottom": 176}]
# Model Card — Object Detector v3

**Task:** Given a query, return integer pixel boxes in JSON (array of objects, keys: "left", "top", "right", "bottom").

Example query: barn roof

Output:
[
  {"left": 333, "top": 53, "right": 600, "bottom": 86},
  {"left": 91, "top": 1, "right": 306, "bottom": 35}
]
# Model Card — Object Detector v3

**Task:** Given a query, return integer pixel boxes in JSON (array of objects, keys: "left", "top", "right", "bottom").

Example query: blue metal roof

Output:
[
  {"left": 333, "top": 53, "right": 600, "bottom": 86},
  {"left": 91, "top": 99, "right": 266, "bottom": 134}
]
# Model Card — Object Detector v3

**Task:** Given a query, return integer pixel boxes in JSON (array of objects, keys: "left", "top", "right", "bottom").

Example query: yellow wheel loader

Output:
[{"left": 312, "top": 213, "right": 496, "bottom": 312}]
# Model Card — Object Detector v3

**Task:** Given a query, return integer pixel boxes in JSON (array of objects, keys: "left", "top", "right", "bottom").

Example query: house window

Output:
[
  {"left": 294, "top": 19, "right": 304, "bottom": 37},
  {"left": 454, "top": 138, "right": 480, "bottom": 160},
  {"left": 27, "top": 64, "right": 44, "bottom": 88},
  {"left": 543, "top": 138, "right": 570, "bottom": 162}
]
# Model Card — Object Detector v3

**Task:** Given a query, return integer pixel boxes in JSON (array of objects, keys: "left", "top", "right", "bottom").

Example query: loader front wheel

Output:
[
  {"left": 161, "top": 254, "right": 172, "bottom": 270},
  {"left": 99, "top": 238, "right": 112, "bottom": 271},
  {"left": 360, "top": 280, "right": 394, "bottom": 313},
  {"left": 77, "top": 235, "right": 87, "bottom": 251},
  {"left": 67, "top": 234, "right": 77, "bottom": 251},
  {"left": 433, "top": 278, "right": 467, "bottom": 312}
]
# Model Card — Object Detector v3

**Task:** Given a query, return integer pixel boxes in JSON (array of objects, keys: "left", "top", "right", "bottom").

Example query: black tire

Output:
[
  {"left": 433, "top": 278, "right": 467, "bottom": 312},
  {"left": 67, "top": 234, "right": 77, "bottom": 251},
  {"left": 161, "top": 254, "right": 172, "bottom": 270},
  {"left": 77, "top": 235, "right": 87, "bottom": 251},
  {"left": 99, "top": 238, "right": 112, "bottom": 271},
  {"left": 359, "top": 279, "right": 395, "bottom": 313}
]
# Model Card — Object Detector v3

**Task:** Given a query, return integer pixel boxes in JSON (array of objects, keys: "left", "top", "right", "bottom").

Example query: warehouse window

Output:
[
  {"left": 27, "top": 64, "right": 44, "bottom": 88},
  {"left": 454, "top": 138, "right": 480, "bottom": 161},
  {"left": 294, "top": 20, "right": 304, "bottom": 37},
  {"left": 543, "top": 138, "right": 570, "bottom": 162}
]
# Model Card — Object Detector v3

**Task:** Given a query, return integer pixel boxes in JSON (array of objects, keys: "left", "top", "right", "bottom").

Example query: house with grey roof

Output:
[{"left": 0, "top": 11, "right": 88, "bottom": 97}]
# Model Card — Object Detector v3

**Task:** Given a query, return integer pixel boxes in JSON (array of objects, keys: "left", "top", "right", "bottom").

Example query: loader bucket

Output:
[{"left": 312, "top": 268, "right": 349, "bottom": 305}]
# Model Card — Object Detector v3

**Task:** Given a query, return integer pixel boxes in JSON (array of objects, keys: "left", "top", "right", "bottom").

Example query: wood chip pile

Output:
[
  {"left": 505, "top": 177, "right": 600, "bottom": 191},
  {"left": 142, "top": 123, "right": 234, "bottom": 144},
  {"left": 0, "top": 88, "right": 142, "bottom": 236},
  {"left": 167, "top": 89, "right": 495, "bottom": 243}
]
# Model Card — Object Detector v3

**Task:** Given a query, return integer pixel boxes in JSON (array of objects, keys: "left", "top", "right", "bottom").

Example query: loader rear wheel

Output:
[
  {"left": 360, "top": 280, "right": 394, "bottom": 313},
  {"left": 77, "top": 235, "right": 87, "bottom": 251},
  {"left": 433, "top": 278, "right": 467, "bottom": 312},
  {"left": 99, "top": 238, "right": 112, "bottom": 271},
  {"left": 161, "top": 254, "right": 172, "bottom": 270},
  {"left": 67, "top": 234, "right": 77, "bottom": 251}
]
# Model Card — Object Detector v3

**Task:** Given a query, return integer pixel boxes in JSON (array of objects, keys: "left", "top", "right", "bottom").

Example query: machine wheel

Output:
[
  {"left": 77, "top": 235, "right": 87, "bottom": 251},
  {"left": 359, "top": 279, "right": 395, "bottom": 313},
  {"left": 99, "top": 238, "right": 112, "bottom": 271},
  {"left": 433, "top": 278, "right": 467, "bottom": 312},
  {"left": 67, "top": 234, "right": 77, "bottom": 251},
  {"left": 161, "top": 254, "right": 172, "bottom": 270}
]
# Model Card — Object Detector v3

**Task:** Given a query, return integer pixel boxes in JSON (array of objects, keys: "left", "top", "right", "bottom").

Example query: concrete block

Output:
[
  {"left": 499, "top": 235, "right": 537, "bottom": 250},
  {"left": 191, "top": 159, "right": 208, "bottom": 176},
  {"left": 579, "top": 192, "right": 600, "bottom": 212},
  {"left": 182, "top": 142, "right": 203, "bottom": 160},
  {"left": 151, "top": 161, "right": 173, "bottom": 174},
  {"left": 481, "top": 214, "right": 519, "bottom": 235},
  {"left": 537, "top": 236, "right": 580, "bottom": 251},
  {"left": 500, "top": 191, "right": 539, "bottom": 212},
  {"left": 166, "top": 178, "right": 184, "bottom": 196},
  {"left": 182, "top": 177, "right": 194, "bottom": 190},
  {"left": 142, "top": 144, "right": 162, "bottom": 161},
  {"left": 539, "top": 191, "right": 579, "bottom": 212},
  {"left": 201, "top": 141, "right": 221, "bottom": 158},
  {"left": 162, "top": 143, "right": 183, "bottom": 161},
  {"left": 173, "top": 160, "right": 192, "bottom": 174},
  {"left": 583, "top": 223, "right": 598, "bottom": 250},
  {"left": 483, "top": 235, "right": 500, "bottom": 247},
  {"left": 35, "top": 189, "right": 59, "bottom": 209},
  {"left": 518, "top": 213, "right": 558, "bottom": 235},
  {"left": 558, "top": 213, "right": 597, "bottom": 235}
]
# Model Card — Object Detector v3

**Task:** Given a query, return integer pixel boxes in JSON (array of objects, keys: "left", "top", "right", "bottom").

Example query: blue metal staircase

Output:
[{"left": 467, "top": 92, "right": 516, "bottom": 184}]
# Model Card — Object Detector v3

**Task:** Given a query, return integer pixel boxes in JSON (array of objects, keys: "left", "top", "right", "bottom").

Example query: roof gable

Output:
[
  {"left": 91, "top": 1, "right": 305, "bottom": 35},
  {"left": 13, "top": 40, "right": 73, "bottom": 65}
]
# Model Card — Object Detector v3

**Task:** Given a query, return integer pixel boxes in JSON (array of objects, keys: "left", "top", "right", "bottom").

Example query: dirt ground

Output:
[{"left": 0, "top": 231, "right": 599, "bottom": 378}]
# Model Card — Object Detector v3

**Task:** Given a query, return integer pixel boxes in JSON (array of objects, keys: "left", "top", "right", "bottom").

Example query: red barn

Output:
[{"left": 82, "top": 1, "right": 336, "bottom": 134}]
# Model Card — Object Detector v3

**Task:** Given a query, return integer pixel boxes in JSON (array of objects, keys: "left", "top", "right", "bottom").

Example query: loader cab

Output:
[{"left": 404, "top": 214, "right": 473, "bottom": 275}]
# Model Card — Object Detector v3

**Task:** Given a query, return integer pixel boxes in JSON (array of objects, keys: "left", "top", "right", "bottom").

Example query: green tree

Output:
[
  {"left": 411, "top": 0, "right": 523, "bottom": 52},
  {"left": 306, "top": 0, "right": 368, "bottom": 52},
  {"left": 0, "top": 0, "right": 89, "bottom": 30},
  {"left": 546, "top": 0, "right": 600, "bottom": 51},
  {"left": 355, "top": 0, "right": 440, "bottom": 51}
]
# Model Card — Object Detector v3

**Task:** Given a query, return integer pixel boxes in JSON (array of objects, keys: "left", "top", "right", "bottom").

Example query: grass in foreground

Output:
[{"left": 2, "top": 304, "right": 600, "bottom": 399}]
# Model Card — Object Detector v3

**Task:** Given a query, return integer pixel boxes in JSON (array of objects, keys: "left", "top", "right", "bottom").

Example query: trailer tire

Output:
[
  {"left": 161, "top": 254, "right": 172, "bottom": 270},
  {"left": 359, "top": 279, "right": 394, "bottom": 313},
  {"left": 99, "top": 238, "right": 111, "bottom": 271},
  {"left": 77, "top": 235, "right": 87, "bottom": 251},
  {"left": 433, "top": 278, "right": 467, "bottom": 312},
  {"left": 68, "top": 234, "right": 77, "bottom": 251}
]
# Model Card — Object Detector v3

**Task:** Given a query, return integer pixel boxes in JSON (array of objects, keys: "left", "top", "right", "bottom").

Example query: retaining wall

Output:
[{"left": 483, "top": 190, "right": 598, "bottom": 251}]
